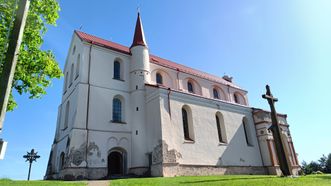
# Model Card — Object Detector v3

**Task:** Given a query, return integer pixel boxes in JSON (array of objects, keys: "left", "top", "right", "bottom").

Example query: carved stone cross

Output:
[{"left": 262, "top": 85, "right": 292, "bottom": 176}]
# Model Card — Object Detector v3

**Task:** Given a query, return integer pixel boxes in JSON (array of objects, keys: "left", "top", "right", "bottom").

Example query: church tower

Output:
[{"left": 129, "top": 12, "right": 150, "bottom": 174}]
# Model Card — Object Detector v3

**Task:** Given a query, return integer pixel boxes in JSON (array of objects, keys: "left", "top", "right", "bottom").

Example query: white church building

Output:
[{"left": 45, "top": 13, "right": 300, "bottom": 180}]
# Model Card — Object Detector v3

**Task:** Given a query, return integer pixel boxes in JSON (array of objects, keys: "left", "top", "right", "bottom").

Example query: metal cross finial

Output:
[
  {"left": 23, "top": 149, "right": 40, "bottom": 180},
  {"left": 137, "top": 6, "right": 140, "bottom": 14}
]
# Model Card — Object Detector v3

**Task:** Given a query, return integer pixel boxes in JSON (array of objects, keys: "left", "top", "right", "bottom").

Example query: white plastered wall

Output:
[{"left": 157, "top": 87, "right": 262, "bottom": 167}]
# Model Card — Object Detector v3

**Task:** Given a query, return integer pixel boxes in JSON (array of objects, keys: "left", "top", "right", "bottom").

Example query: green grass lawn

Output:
[
  {"left": 111, "top": 174, "right": 331, "bottom": 186},
  {"left": 0, "top": 179, "right": 86, "bottom": 186},
  {"left": 1, "top": 174, "right": 330, "bottom": 186}
]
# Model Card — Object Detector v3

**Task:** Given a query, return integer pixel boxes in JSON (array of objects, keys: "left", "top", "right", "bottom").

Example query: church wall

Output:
[
  {"left": 54, "top": 135, "right": 68, "bottom": 174},
  {"left": 150, "top": 87, "right": 263, "bottom": 176},
  {"left": 58, "top": 84, "right": 79, "bottom": 141},
  {"left": 66, "top": 129, "right": 88, "bottom": 168},
  {"left": 252, "top": 109, "right": 300, "bottom": 175},
  {"left": 62, "top": 34, "right": 85, "bottom": 103},
  {"left": 87, "top": 85, "right": 131, "bottom": 132},
  {"left": 72, "top": 84, "right": 88, "bottom": 129},
  {"left": 149, "top": 63, "right": 248, "bottom": 106},
  {"left": 145, "top": 87, "right": 163, "bottom": 176},
  {"left": 89, "top": 45, "right": 130, "bottom": 91}
]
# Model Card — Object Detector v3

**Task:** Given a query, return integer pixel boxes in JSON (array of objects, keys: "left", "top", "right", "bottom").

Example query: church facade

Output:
[{"left": 45, "top": 13, "right": 299, "bottom": 180}]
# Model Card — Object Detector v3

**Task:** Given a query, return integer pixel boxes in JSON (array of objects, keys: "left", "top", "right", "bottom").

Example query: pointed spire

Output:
[{"left": 130, "top": 12, "right": 147, "bottom": 49}]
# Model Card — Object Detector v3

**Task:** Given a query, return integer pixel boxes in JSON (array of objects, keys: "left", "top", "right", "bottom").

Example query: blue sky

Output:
[{"left": 1, "top": 0, "right": 330, "bottom": 180}]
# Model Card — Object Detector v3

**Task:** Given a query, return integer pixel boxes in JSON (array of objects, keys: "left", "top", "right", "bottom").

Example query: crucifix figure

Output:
[
  {"left": 262, "top": 85, "right": 292, "bottom": 176},
  {"left": 23, "top": 149, "right": 40, "bottom": 180}
]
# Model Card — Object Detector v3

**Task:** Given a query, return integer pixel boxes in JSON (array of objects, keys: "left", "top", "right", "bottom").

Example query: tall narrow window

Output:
[
  {"left": 69, "top": 63, "right": 74, "bottom": 86},
  {"left": 216, "top": 115, "right": 223, "bottom": 143},
  {"left": 72, "top": 45, "right": 76, "bottom": 55},
  {"left": 114, "top": 61, "right": 121, "bottom": 80},
  {"left": 64, "top": 101, "right": 70, "bottom": 129},
  {"left": 216, "top": 112, "right": 227, "bottom": 143},
  {"left": 213, "top": 88, "right": 219, "bottom": 99},
  {"left": 243, "top": 118, "right": 253, "bottom": 146},
  {"left": 187, "top": 81, "right": 194, "bottom": 93},
  {"left": 75, "top": 54, "right": 80, "bottom": 78},
  {"left": 65, "top": 72, "right": 69, "bottom": 89},
  {"left": 234, "top": 93, "right": 239, "bottom": 104},
  {"left": 112, "top": 98, "right": 122, "bottom": 122},
  {"left": 182, "top": 106, "right": 194, "bottom": 141},
  {"left": 156, "top": 73, "right": 163, "bottom": 85},
  {"left": 60, "top": 152, "right": 65, "bottom": 169},
  {"left": 182, "top": 108, "right": 190, "bottom": 140}
]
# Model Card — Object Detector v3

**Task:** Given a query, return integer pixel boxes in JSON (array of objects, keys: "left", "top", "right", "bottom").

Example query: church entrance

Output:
[{"left": 107, "top": 148, "right": 126, "bottom": 178}]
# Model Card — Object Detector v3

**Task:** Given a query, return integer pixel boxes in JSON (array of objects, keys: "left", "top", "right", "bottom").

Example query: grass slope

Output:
[
  {"left": 0, "top": 179, "right": 86, "bottom": 186},
  {"left": 111, "top": 174, "right": 331, "bottom": 186},
  {"left": 1, "top": 175, "right": 330, "bottom": 186}
]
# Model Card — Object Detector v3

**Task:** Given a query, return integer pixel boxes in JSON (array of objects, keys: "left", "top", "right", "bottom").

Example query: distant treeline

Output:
[{"left": 301, "top": 153, "right": 331, "bottom": 174}]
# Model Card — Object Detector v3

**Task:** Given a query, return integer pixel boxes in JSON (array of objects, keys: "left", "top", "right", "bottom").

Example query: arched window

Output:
[
  {"left": 156, "top": 73, "right": 163, "bottom": 85},
  {"left": 216, "top": 113, "right": 227, "bottom": 143},
  {"left": 75, "top": 54, "right": 80, "bottom": 78},
  {"left": 114, "top": 61, "right": 121, "bottom": 80},
  {"left": 213, "top": 88, "right": 219, "bottom": 99},
  {"left": 182, "top": 106, "right": 194, "bottom": 141},
  {"left": 112, "top": 98, "right": 122, "bottom": 122},
  {"left": 60, "top": 152, "right": 65, "bottom": 169},
  {"left": 187, "top": 81, "right": 194, "bottom": 93},
  {"left": 72, "top": 45, "right": 76, "bottom": 55},
  {"left": 64, "top": 101, "right": 70, "bottom": 129},
  {"left": 243, "top": 117, "right": 253, "bottom": 146},
  {"left": 69, "top": 63, "right": 74, "bottom": 86},
  {"left": 234, "top": 93, "right": 239, "bottom": 104}
]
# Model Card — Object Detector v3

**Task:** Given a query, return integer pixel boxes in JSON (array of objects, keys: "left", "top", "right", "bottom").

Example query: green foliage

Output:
[
  {"left": 301, "top": 153, "right": 331, "bottom": 174},
  {"left": 326, "top": 153, "right": 331, "bottom": 173},
  {"left": 0, "top": 0, "right": 62, "bottom": 111}
]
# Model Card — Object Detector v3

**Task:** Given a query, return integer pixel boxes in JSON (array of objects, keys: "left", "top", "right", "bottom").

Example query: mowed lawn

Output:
[
  {"left": 0, "top": 179, "right": 85, "bottom": 186},
  {"left": 1, "top": 175, "right": 331, "bottom": 186},
  {"left": 111, "top": 174, "right": 331, "bottom": 186}
]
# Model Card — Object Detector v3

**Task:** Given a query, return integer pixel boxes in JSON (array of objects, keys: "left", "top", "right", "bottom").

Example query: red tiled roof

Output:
[{"left": 75, "top": 30, "right": 243, "bottom": 90}]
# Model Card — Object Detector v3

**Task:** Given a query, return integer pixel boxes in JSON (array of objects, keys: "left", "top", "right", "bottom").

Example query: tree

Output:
[
  {"left": 0, "top": 0, "right": 62, "bottom": 111},
  {"left": 318, "top": 154, "right": 327, "bottom": 172},
  {"left": 301, "top": 161, "right": 322, "bottom": 174},
  {"left": 326, "top": 153, "right": 331, "bottom": 173}
]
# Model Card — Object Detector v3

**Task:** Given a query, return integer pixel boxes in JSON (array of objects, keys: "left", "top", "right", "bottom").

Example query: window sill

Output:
[
  {"left": 111, "top": 120, "right": 127, "bottom": 124},
  {"left": 218, "top": 142, "right": 228, "bottom": 146},
  {"left": 183, "top": 139, "right": 195, "bottom": 144},
  {"left": 113, "top": 78, "right": 125, "bottom": 82}
]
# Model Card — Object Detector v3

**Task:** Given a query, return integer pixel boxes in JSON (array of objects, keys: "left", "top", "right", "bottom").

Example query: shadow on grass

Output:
[
  {"left": 316, "top": 174, "right": 331, "bottom": 180},
  {"left": 179, "top": 176, "right": 267, "bottom": 184}
]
